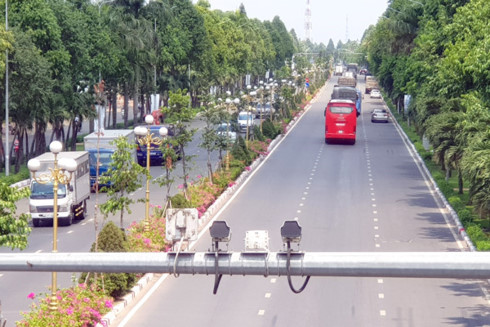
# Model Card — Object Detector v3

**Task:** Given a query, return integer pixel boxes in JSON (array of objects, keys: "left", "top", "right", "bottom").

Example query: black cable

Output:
[
  {"left": 213, "top": 245, "right": 223, "bottom": 294},
  {"left": 286, "top": 241, "right": 310, "bottom": 294}
]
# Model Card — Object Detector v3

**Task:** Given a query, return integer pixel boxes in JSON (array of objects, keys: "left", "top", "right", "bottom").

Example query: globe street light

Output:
[
  {"left": 27, "top": 141, "right": 77, "bottom": 311},
  {"left": 134, "top": 115, "right": 167, "bottom": 231}
]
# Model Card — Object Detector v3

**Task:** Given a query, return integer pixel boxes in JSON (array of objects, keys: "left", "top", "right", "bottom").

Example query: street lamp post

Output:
[
  {"left": 27, "top": 141, "right": 77, "bottom": 311},
  {"left": 134, "top": 115, "right": 167, "bottom": 231},
  {"left": 224, "top": 97, "right": 239, "bottom": 171},
  {"left": 245, "top": 85, "right": 255, "bottom": 144}
]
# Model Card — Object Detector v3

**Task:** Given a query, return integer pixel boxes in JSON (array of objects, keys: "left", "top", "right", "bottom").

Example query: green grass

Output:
[{"left": 0, "top": 165, "right": 30, "bottom": 185}]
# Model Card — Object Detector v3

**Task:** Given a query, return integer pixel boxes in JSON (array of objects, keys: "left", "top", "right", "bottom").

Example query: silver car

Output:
[{"left": 371, "top": 108, "right": 389, "bottom": 123}]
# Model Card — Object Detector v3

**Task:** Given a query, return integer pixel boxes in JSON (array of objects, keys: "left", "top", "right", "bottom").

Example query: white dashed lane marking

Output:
[{"left": 363, "top": 117, "right": 387, "bottom": 318}]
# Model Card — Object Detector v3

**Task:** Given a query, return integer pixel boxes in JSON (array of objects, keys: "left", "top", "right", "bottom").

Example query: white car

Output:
[
  {"left": 216, "top": 123, "right": 237, "bottom": 143},
  {"left": 237, "top": 111, "right": 254, "bottom": 132},
  {"left": 370, "top": 89, "right": 382, "bottom": 99},
  {"left": 371, "top": 108, "right": 389, "bottom": 123}
]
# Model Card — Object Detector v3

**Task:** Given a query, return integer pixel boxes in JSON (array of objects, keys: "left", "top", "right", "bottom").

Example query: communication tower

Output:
[
  {"left": 345, "top": 15, "right": 349, "bottom": 42},
  {"left": 305, "top": 0, "right": 312, "bottom": 41}
]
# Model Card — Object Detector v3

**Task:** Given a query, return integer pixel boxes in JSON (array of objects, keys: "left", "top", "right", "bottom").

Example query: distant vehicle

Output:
[
  {"left": 338, "top": 76, "right": 357, "bottom": 88},
  {"left": 346, "top": 63, "right": 358, "bottom": 79},
  {"left": 29, "top": 151, "right": 90, "bottom": 227},
  {"left": 334, "top": 64, "right": 343, "bottom": 76},
  {"left": 370, "top": 89, "right": 382, "bottom": 99},
  {"left": 365, "top": 76, "right": 379, "bottom": 94},
  {"left": 216, "top": 122, "right": 237, "bottom": 143},
  {"left": 84, "top": 129, "right": 135, "bottom": 190},
  {"left": 255, "top": 102, "right": 272, "bottom": 118},
  {"left": 324, "top": 99, "right": 357, "bottom": 145},
  {"left": 135, "top": 124, "right": 180, "bottom": 166},
  {"left": 331, "top": 86, "right": 361, "bottom": 117},
  {"left": 359, "top": 68, "right": 368, "bottom": 75},
  {"left": 371, "top": 108, "right": 389, "bottom": 123},
  {"left": 237, "top": 111, "right": 254, "bottom": 133}
]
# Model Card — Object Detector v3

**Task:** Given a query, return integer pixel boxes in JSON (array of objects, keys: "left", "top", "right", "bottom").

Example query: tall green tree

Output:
[
  {"left": 162, "top": 89, "right": 195, "bottom": 198},
  {"left": 99, "top": 137, "right": 146, "bottom": 228}
]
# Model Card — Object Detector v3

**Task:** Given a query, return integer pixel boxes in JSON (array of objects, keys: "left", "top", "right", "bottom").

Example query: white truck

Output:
[
  {"left": 334, "top": 64, "right": 344, "bottom": 76},
  {"left": 83, "top": 129, "right": 136, "bottom": 190},
  {"left": 29, "top": 151, "right": 90, "bottom": 227}
]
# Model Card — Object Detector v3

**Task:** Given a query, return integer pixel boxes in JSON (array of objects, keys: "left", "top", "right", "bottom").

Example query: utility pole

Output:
[{"left": 4, "top": 0, "right": 9, "bottom": 176}]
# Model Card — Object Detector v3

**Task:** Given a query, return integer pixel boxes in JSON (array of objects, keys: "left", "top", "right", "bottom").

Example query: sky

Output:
[{"left": 195, "top": 0, "right": 390, "bottom": 46}]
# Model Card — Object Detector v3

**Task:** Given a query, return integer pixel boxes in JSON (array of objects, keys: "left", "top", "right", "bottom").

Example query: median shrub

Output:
[
  {"left": 231, "top": 136, "right": 251, "bottom": 165},
  {"left": 262, "top": 119, "right": 279, "bottom": 139},
  {"left": 80, "top": 221, "right": 137, "bottom": 298}
]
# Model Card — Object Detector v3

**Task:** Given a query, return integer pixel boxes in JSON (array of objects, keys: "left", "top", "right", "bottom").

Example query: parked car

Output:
[
  {"left": 371, "top": 108, "right": 389, "bottom": 123},
  {"left": 370, "top": 89, "right": 382, "bottom": 99},
  {"left": 216, "top": 122, "right": 237, "bottom": 143},
  {"left": 237, "top": 111, "right": 254, "bottom": 132},
  {"left": 255, "top": 102, "right": 272, "bottom": 118}
]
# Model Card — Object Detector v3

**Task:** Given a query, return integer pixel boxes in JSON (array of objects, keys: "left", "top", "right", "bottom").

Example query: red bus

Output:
[{"left": 324, "top": 99, "right": 357, "bottom": 145}]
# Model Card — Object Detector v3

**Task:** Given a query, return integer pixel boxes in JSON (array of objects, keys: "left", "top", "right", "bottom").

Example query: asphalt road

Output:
[
  {"left": 112, "top": 77, "right": 490, "bottom": 326},
  {"left": 0, "top": 115, "right": 222, "bottom": 326}
]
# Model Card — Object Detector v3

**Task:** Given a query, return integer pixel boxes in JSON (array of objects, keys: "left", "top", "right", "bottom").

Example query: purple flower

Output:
[
  {"left": 105, "top": 300, "right": 113, "bottom": 309},
  {"left": 66, "top": 307, "right": 74, "bottom": 315},
  {"left": 27, "top": 292, "right": 35, "bottom": 299}
]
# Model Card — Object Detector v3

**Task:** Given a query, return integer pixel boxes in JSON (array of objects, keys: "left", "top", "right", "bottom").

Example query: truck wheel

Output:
[
  {"left": 33, "top": 219, "right": 41, "bottom": 227},
  {"left": 60, "top": 213, "right": 73, "bottom": 226}
]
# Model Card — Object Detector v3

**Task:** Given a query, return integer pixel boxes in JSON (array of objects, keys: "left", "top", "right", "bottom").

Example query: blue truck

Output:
[{"left": 83, "top": 129, "right": 136, "bottom": 190}]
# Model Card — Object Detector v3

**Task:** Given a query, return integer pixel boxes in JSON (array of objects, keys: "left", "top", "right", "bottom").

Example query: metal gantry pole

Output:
[{"left": 3, "top": 252, "right": 490, "bottom": 279}]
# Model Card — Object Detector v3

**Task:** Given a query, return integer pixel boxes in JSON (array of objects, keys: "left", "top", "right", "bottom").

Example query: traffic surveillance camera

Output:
[
  {"left": 280, "top": 220, "right": 302, "bottom": 244},
  {"left": 210, "top": 221, "right": 231, "bottom": 243}
]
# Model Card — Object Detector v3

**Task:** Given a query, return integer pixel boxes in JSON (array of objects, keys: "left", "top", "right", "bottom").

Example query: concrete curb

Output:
[{"left": 11, "top": 179, "right": 30, "bottom": 189}]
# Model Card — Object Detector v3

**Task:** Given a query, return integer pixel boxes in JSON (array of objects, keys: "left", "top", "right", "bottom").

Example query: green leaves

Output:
[
  {"left": 99, "top": 136, "right": 146, "bottom": 228},
  {"left": 0, "top": 183, "right": 31, "bottom": 250}
]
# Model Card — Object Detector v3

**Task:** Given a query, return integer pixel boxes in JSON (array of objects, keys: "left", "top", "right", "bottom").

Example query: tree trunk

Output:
[
  {"left": 458, "top": 168, "right": 464, "bottom": 195},
  {"left": 124, "top": 83, "right": 129, "bottom": 128},
  {"left": 112, "top": 93, "right": 117, "bottom": 128},
  {"left": 14, "top": 128, "right": 25, "bottom": 173},
  {"left": 33, "top": 122, "right": 47, "bottom": 157}
]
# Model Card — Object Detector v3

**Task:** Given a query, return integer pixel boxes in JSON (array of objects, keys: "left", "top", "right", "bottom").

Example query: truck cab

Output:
[{"left": 29, "top": 151, "right": 90, "bottom": 227}]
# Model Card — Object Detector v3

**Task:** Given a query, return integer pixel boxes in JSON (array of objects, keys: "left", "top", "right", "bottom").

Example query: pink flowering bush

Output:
[
  {"left": 18, "top": 283, "right": 112, "bottom": 327},
  {"left": 248, "top": 140, "right": 269, "bottom": 157},
  {"left": 127, "top": 216, "right": 168, "bottom": 252},
  {"left": 188, "top": 178, "right": 223, "bottom": 217}
]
